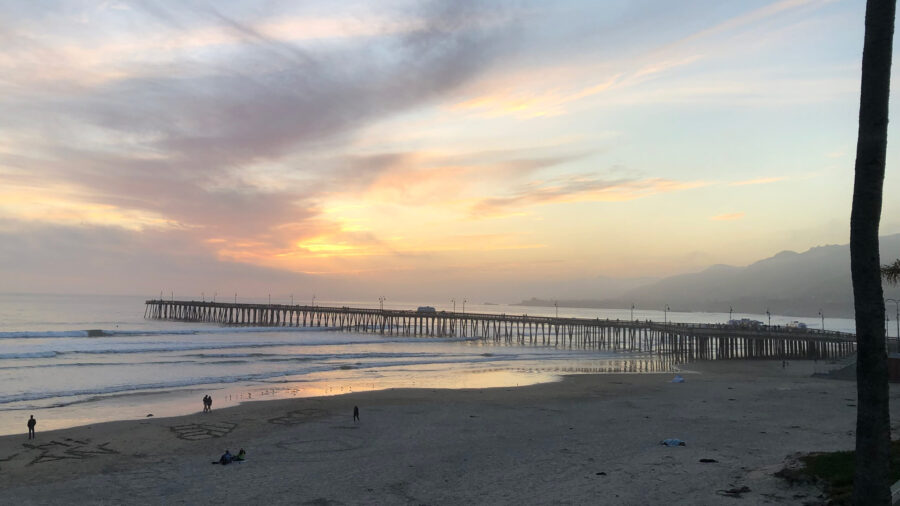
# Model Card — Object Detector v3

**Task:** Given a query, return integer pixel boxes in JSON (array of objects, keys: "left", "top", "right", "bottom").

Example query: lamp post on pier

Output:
[
  {"left": 729, "top": 306, "right": 733, "bottom": 323},
  {"left": 202, "top": 292, "right": 204, "bottom": 302},
  {"left": 664, "top": 304, "right": 670, "bottom": 325},
  {"left": 379, "top": 296, "right": 386, "bottom": 311},
  {"left": 818, "top": 310, "right": 824, "bottom": 332},
  {"left": 290, "top": 294, "right": 294, "bottom": 306},
  {"left": 451, "top": 299, "right": 456, "bottom": 312},
  {"left": 463, "top": 299, "right": 467, "bottom": 314},
  {"left": 766, "top": 308, "right": 771, "bottom": 327},
  {"left": 554, "top": 301, "right": 559, "bottom": 318},
  {"left": 213, "top": 291, "right": 217, "bottom": 303},
  {"left": 630, "top": 303, "right": 635, "bottom": 322}
]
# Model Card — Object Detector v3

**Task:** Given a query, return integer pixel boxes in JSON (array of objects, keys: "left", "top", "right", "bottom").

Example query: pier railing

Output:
[{"left": 144, "top": 300, "right": 857, "bottom": 361}]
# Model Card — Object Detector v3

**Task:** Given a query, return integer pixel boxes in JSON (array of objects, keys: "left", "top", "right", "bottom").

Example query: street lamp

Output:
[
  {"left": 202, "top": 292, "right": 205, "bottom": 302},
  {"left": 234, "top": 292, "right": 237, "bottom": 303},
  {"left": 451, "top": 298, "right": 456, "bottom": 312},
  {"left": 312, "top": 294, "right": 316, "bottom": 307},
  {"left": 463, "top": 299, "right": 467, "bottom": 314},
  {"left": 631, "top": 303, "right": 635, "bottom": 322},
  {"left": 554, "top": 301, "right": 559, "bottom": 318},
  {"left": 886, "top": 298, "right": 900, "bottom": 342},
  {"left": 664, "top": 304, "right": 670, "bottom": 325},
  {"left": 818, "top": 310, "right": 824, "bottom": 332},
  {"left": 766, "top": 308, "right": 771, "bottom": 327},
  {"left": 268, "top": 293, "right": 271, "bottom": 305},
  {"left": 379, "top": 296, "right": 386, "bottom": 311},
  {"left": 213, "top": 291, "right": 217, "bottom": 303},
  {"left": 729, "top": 306, "right": 733, "bottom": 323},
  {"left": 290, "top": 294, "right": 294, "bottom": 305}
]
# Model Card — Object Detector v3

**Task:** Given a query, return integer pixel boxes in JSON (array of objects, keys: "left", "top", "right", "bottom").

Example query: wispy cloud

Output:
[
  {"left": 470, "top": 176, "right": 708, "bottom": 217},
  {"left": 729, "top": 177, "right": 786, "bottom": 186}
]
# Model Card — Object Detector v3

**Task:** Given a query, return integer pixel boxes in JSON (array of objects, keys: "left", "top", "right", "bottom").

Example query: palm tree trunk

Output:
[{"left": 851, "top": 0, "right": 896, "bottom": 504}]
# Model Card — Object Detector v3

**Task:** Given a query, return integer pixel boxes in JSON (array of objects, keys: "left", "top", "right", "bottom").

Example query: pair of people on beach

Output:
[
  {"left": 202, "top": 395, "right": 212, "bottom": 412},
  {"left": 216, "top": 448, "right": 245, "bottom": 465},
  {"left": 27, "top": 415, "right": 36, "bottom": 439}
]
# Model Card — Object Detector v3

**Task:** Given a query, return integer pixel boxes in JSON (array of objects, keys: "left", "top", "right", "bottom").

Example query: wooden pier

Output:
[{"left": 144, "top": 300, "right": 857, "bottom": 361}]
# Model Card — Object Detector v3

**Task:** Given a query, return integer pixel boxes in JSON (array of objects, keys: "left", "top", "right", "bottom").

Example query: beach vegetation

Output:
[{"left": 779, "top": 441, "right": 900, "bottom": 504}]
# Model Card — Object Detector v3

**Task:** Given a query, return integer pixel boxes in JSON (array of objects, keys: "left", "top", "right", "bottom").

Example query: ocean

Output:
[{"left": 0, "top": 293, "right": 856, "bottom": 436}]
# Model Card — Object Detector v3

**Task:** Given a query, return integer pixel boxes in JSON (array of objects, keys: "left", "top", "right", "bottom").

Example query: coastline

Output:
[{"left": 0, "top": 359, "right": 891, "bottom": 505}]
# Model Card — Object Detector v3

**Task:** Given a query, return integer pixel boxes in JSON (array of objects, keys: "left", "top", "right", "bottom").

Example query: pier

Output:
[{"left": 144, "top": 300, "right": 857, "bottom": 361}]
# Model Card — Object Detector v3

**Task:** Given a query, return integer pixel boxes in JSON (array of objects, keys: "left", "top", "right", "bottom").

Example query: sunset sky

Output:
[{"left": 1, "top": 0, "right": 897, "bottom": 302}]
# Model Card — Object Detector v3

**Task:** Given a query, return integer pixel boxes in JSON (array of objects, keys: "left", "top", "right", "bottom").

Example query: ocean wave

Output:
[
  {"left": 0, "top": 359, "right": 198, "bottom": 370},
  {"left": 0, "top": 326, "right": 336, "bottom": 340},
  {"left": 0, "top": 351, "right": 58, "bottom": 359},
  {"left": 0, "top": 334, "right": 471, "bottom": 360}
]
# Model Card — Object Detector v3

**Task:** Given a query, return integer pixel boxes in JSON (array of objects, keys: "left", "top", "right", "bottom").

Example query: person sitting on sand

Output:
[
  {"left": 235, "top": 448, "right": 246, "bottom": 461},
  {"left": 218, "top": 449, "right": 233, "bottom": 465}
]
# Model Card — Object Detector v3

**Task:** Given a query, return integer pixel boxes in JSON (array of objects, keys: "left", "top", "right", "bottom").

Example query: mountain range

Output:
[{"left": 518, "top": 234, "right": 900, "bottom": 318}]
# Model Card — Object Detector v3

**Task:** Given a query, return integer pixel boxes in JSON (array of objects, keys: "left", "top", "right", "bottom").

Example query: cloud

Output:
[
  {"left": 729, "top": 177, "right": 785, "bottom": 186},
  {"left": 0, "top": 1, "right": 524, "bottom": 252},
  {"left": 470, "top": 176, "right": 708, "bottom": 217},
  {"left": 0, "top": 219, "right": 334, "bottom": 296},
  {"left": 711, "top": 212, "right": 745, "bottom": 221}
]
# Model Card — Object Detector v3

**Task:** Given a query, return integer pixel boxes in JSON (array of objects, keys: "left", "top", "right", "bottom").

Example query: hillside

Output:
[{"left": 519, "top": 234, "right": 900, "bottom": 318}]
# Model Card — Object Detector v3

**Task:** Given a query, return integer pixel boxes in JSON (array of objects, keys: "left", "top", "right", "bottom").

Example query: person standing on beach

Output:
[
  {"left": 353, "top": 405, "right": 359, "bottom": 422},
  {"left": 27, "top": 415, "right": 36, "bottom": 439},
  {"left": 207, "top": 395, "right": 212, "bottom": 411}
]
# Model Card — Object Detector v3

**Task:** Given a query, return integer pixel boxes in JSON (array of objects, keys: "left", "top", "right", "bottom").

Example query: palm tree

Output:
[
  {"left": 850, "top": 0, "right": 896, "bottom": 504},
  {"left": 882, "top": 259, "right": 900, "bottom": 285}
]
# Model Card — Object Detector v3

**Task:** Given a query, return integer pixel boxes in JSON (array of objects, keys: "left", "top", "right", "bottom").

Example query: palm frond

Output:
[{"left": 882, "top": 259, "right": 900, "bottom": 285}]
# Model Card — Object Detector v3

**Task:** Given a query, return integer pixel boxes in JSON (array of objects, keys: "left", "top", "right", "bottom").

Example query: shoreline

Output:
[
  {"left": 0, "top": 351, "right": 675, "bottom": 437},
  {"left": 0, "top": 359, "right": 890, "bottom": 505}
]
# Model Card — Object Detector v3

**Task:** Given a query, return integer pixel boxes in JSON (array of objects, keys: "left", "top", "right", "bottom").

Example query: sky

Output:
[{"left": 0, "top": 0, "right": 897, "bottom": 303}]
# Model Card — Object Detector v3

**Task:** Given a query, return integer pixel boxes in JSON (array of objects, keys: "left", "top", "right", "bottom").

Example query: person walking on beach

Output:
[
  {"left": 207, "top": 395, "right": 212, "bottom": 412},
  {"left": 27, "top": 415, "right": 36, "bottom": 440},
  {"left": 353, "top": 405, "right": 359, "bottom": 422}
]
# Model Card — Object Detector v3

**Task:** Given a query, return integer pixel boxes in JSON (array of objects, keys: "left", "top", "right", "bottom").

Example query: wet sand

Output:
[{"left": 0, "top": 359, "right": 895, "bottom": 505}]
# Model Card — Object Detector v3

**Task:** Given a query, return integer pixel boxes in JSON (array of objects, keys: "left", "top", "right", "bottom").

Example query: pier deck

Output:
[{"left": 144, "top": 300, "right": 857, "bottom": 361}]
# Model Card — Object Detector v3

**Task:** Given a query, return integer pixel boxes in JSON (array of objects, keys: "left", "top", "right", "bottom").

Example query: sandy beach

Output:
[{"left": 0, "top": 359, "right": 894, "bottom": 505}]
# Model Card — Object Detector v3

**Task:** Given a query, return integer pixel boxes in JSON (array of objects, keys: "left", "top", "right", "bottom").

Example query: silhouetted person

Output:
[
  {"left": 27, "top": 415, "right": 36, "bottom": 440},
  {"left": 207, "top": 395, "right": 212, "bottom": 411},
  {"left": 202, "top": 395, "right": 208, "bottom": 412},
  {"left": 353, "top": 405, "right": 359, "bottom": 422},
  {"left": 219, "top": 449, "right": 233, "bottom": 465}
]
